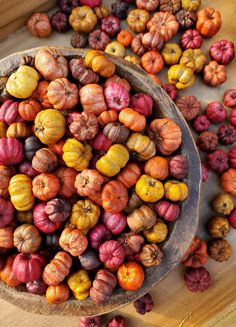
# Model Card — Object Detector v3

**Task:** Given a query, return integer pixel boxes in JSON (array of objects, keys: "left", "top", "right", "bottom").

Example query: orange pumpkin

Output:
[
  {"left": 117, "top": 30, "right": 133, "bottom": 47},
  {"left": 18, "top": 99, "right": 42, "bottom": 121},
  {"left": 147, "top": 12, "right": 179, "bottom": 42},
  {"left": 196, "top": 7, "right": 222, "bottom": 37},
  {"left": 46, "top": 284, "right": 70, "bottom": 304},
  {"left": 98, "top": 110, "right": 118, "bottom": 126},
  {"left": 55, "top": 166, "right": 77, "bottom": 198},
  {"left": 74, "top": 169, "right": 104, "bottom": 197},
  {"left": 144, "top": 156, "right": 169, "bottom": 180},
  {"left": 0, "top": 227, "right": 14, "bottom": 249},
  {"left": 0, "top": 255, "right": 21, "bottom": 287},
  {"left": 7, "top": 123, "right": 31, "bottom": 138},
  {"left": 148, "top": 118, "right": 182, "bottom": 155},
  {"left": 31, "top": 81, "right": 52, "bottom": 108},
  {"left": 102, "top": 180, "right": 128, "bottom": 213},
  {"left": 79, "top": 84, "right": 107, "bottom": 115},
  {"left": 116, "top": 162, "right": 141, "bottom": 188},
  {"left": 221, "top": 168, "right": 236, "bottom": 196},
  {"left": 141, "top": 51, "right": 164, "bottom": 74},
  {"left": 32, "top": 173, "right": 60, "bottom": 201},
  {"left": 59, "top": 227, "right": 88, "bottom": 256},
  {"left": 119, "top": 108, "right": 146, "bottom": 132},
  {"left": 92, "top": 55, "right": 116, "bottom": 78}
]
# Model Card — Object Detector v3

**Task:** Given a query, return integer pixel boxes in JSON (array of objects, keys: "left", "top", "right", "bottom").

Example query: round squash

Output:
[{"left": 135, "top": 174, "right": 164, "bottom": 202}]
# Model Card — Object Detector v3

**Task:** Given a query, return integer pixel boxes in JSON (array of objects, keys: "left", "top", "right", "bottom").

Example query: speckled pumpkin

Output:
[{"left": 135, "top": 174, "right": 164, "bottom": 202}]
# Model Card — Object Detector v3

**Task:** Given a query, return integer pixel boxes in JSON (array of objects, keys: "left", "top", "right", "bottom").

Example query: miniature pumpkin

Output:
[
  {"left": 135, "top": 174, "right": 164, "bottom": 202},
  {"left": 19, "top": 161, "right": 38, "bottom": 178},
  {"left": 104, "top": 82, "right": 130, "bottom": 112},
  {"left": 6, "top": 122, "right": 31, "bottom": 138},
  {"left": 141, "top": 51, "right": 164, "bottom": 74},
  {"left": 96, "top": 144, "right": 129, "bottom": 177},
  {"left": 79, "top": 84, "right": 107, "bottom": 115},
  {"left": 148, "top": 118, "right": 182, "bottom": 155},
  {"left": 79, "top": 249, "right": 101, "bottom": 271},
  {"left": 69, "top": 112, "right": 98, "bottom": 142},
  {"left": 88, "top": 29, "right": 111, "bottom": 51},
  {"left": 139, "top": 244, "right": 163, "bottom": 267},
  {"left": 67, "top": 269, "right": 92, "bottom": 300},
  {"left": 127, "top": 133, "right": 156, "bottom": 160},
  {"left": 182, "top": 0, "right": 201, "bottom": 12},
  {"left": 161, "top": 43, "right": 182, "bottom": 65},
  {"left": 131, "top": 33, "right": 146, "bottom": 56},
  {"left": 164, "top": 180, "right": 189, "bottom": 201},
  {"left": 63, "top": 137, "right": 92, "bottom": 170},
  {"left": 55, "top": 166, "right": 77, "bottom": 198},
  {"left": 99, "top": 240, "right": 125, "bottom": 270},
  {"left": 43, "top": 251, "right": 72, "bottom": 286},
  {"left": 32, "top": 173, "right": 60, "bottom": 201},
  {"left": 71, "top": 199, "right": 100, "bottom": 231},
  {"left": 31, "top": 81, "right": 52, "bottom": 108},
  {"left": 105, "top": 41, "right": 125, "bottom": 58},
  {"left": 102, "top": 211, "right": 127, "bottom": 235},
  {"left": 124, "top": 55, "right": 140, "bottom": 66},
  {"left": 59, "top": 227, "right": 88, "bottom": 256},
  {"left": 90, "top": 223, "right": 112, "bottom": 249},
  {"left": 0, "top": 255, "right": 21, "bottom": 287},
  {"left": 136, "top": 0, "right": 159, "bottom": 11},
  {"left": 102, "top": 180, "right": 128, "bottom": 213},
  {"left": 0, "top": 227, "right": 14, "bottom": 249},
  {"left": 46, "top": 284, "right": 70, "bottom": 304},
  {"left": 127, "top": 205, "right": 156, "bottom": 232},
  {"left": 13, "top": 224, "right": 42, "bottom": 253},
  {"left": 32, "top": 148, "right": 58, "bottom": 173},
  {"left": 45, "top": 198, "right": 71, "bottom": 223},
  {"left": 180, "top": 49, "right": 207, "bottom": 73},
  {"left": 167, "top": 64, "right": 195, "bottom": 89},
  {"left": 221, "top": 169, "right": 236, "bottom": 196},
  {"left": 94, "top": 5, "right": 110, "bottom": 20},
  {"left": 196, "top": 7, "right": 222, "bottom": 37},
  {"left": 0, "top": 165, "right": 14, "bottom": 198},
  {"left": 119, "top": 108, "right": 146, "bottom": 132},
  {"left": 181, "top": 237, "right": 208, "bottom": 268},
  {"left": 0, "top": 137, "right": 24, "bottom": 166},
  {"left": 147, "top": 12, "right": 179, "bottom": 42},
  {"left": 159, "top": 0, "right": 181, "bottom": 13},
  {"left": 180, "top": 29, "right": 203, "bottom": 49},
  {"left": 98, "top": 110, "right": 118, "bottom": 126},
  {"left": 16, "top": 210, "right": 33, "bottom": 224},
  {"left": 90, "top": 268, "right": 117, "bottom": 304},
  {"left": 47, "top": 78, "right": 78, "bottom": 110},
  {"left": 24, "top": 137, "right": 42, "bottom": 162},
  {"left": 9, "top": 174, "right": 35, "bottom": 211},
  {"left": 69, "top": 6, "right": 97, "bottom": 33},
  {"left": 104, "top": 74, "right": 131, "bottom": 92},
  {"left": 118, "top": 231, "right": 144, "bottom": 255},
  {"left": 34, "top": 109, "right": 66, "bottom": 145},
  {"left": 18, "top": 99, "right": 41, "bottom": 121},
  {"left": 6, "top": 65, "right": 39, "bottom": 98},
  {"left": 92, "top": 54, "right": 116, "bottom": 78},
  {"left": 0, "top": 122, "right": 7, "bottom": 137},
  {"left": 124, "top": 191, "right": 143, "bottom": 214},
  {"left": 117, "top": 30, "right": 133, "bottom": 47},
  {"left": 75, "top": 169, "right": 104, "bottom": 197},
  {"left": 203, "top": 61, "right": 226, "bottom": 87},
  {"left": 27, "top": 12, "right": 52, "bottom": 37},
  {"left": 116, "top": 162, "right": 141, "bottom": 188},
  {"left": 0, "top": 100, "right": 22, "bottom": 125},
  {"left": 117, "top": 261, "right": 144, "bottom": 291},
  {"left": 155, "top": 200, "right": 180, "bottom": 222},
  {"left": 33, "top": 202, "right": 61, "bottom": 233},
  {"left": 127, "top": 9, "right": 150, "bottom": 33},
  {"left": 143, "top": 219, "right": 168, "bottom": 243},
  {"left": 130, "top": 93, "right": 153, "bottom": 117},
  {"left": 207, "top": 216, "right": 230, "bottom": 238},
  {"left": 144, "top": 156, "right": 169, "bottom": 180},
  {"left": 69, "top": 58, "right": 99, "bottom": 85}
]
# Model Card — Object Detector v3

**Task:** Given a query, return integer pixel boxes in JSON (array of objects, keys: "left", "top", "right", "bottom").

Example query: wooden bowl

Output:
[{"left": 0, "top": 47, "right": 201, "bottom": 317}]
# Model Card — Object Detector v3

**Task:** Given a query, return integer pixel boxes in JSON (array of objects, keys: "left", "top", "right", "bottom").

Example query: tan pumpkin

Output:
[
  {"left": 79, "top": 84, "right": 107, "bottom": 115},
  {"left": 74, "top": 169, "right": 104, "bottom": 197},
  {"left": 7, "top": 123, "right": 31, "bottom": 138},
  {"left": 69, "top": 6, "right": 97, "bottom": 33},
  {"left": 119, "top": 108, "right": 146, "bottom": 132},
  {"left": 42, "top": 251, "right": 72, "bottom": 286},
  {"left": 13, "top": 224, "right": 42, "bottom": 253},
  {"left": 32, "top": 148, "right": 58, "bottom": 173},
  {"left": 127, "top": 9, "right": 150, "bottom": 33},
  {"left": 59, "top": 227, "right": 88, "bottom": 256},
  {"left": 148, "top": 118, "right": 182, "bottom": 155},
  {"left": 127, "top": 205, "right": 156, "bottom": 232},
  {"left": 126, "top": 132, "right": 156, "bottom": 160},
  {"left": 116, "top": 162, "right": 141, "bottom": 188}
]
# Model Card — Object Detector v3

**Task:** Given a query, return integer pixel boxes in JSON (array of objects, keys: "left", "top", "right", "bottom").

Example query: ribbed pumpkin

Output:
[
  {"left": 18, "top": 99, "right": 42, "bottom": 121},
  {"left": 24, "top": 136, "right": 43, "bottom": 161},
  {"left": 46, "top": 284, "right": 70, "bottom": 304},
  {"left": 116, "top": 162, "right": 141, "bottom": 188},
  {"left": 6, "top": 122, "right": 31, "bottom": 138},
  {"left": 13, "top": 224, "right": 42, "bottom": 253},
  {"left": 148, "top": 118, "right": 182, "bottom": 155},
  {"left": 101, "top": 180, "right": 128, "bottom": 213},
  {"left": 32, "top": 173, "right": 60, "bottom": 201},
  {"left": 74, "top": 169, "right": 104, "bottom": 197},
  {"left": 34, "top": 109, "right": 66, "bottom": 145},
  {"left": 70, "top": 199, "right": 100, "bottom": 231},
  {"left": 59, "top": 227, "right": 88, "bottom": 256},
  {"left": 144, "top": 156, "right": 169, "bottom": 180},
  {"left": 42, "top": 251, "right": 72, "bottom": 286},
  {"left": 164, "top": 180, "right": 189, "bottom": 201},
  {"left": 96, "top": 144, "right": 129, "bottom": 177},
  {"left": 119, "top": 108, "right": 146, "bottom": 132},
  {"left": 55, "top": 166, "right": 77, "bottom": 198},
  {"left": 0, "top": 255, "right": 21, "bottom": 287},
  {"left": 9, "top": 174, "right": 35, "bottom": 211},
  {"left": 63, "top": 138, "right": 92, "bottom": 171},
  {"left": 0, "top": 165, "right": 14, "bottom": 198},
  {"left": 0, "top": 138, "right": 24, "bottom": 165},
  {"left": 32, "top": 148, "right": 58, "bottom": 173},
  {"left": 135, "top": 174, "right": 164, "bottom": 202},
  {"left": 67, "top": 269, "right": 92, "bottom": 300},
  {"left": 98, "top": 110, "right": 118, "bottom": 126},
  {"left": 0, "top": 227, "right": 14, "bottom": 249},
  {"left": 126, "top": 133, "right": 156, "bottom": 160},
  {"left": 79, "top": 84, "right": 107, "bottom": 115},
  {"left": 127, "top": 205, "right": 156, "bottom": 232}
]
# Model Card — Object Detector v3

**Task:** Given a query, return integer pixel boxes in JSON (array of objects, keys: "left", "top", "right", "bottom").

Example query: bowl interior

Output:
[{"left": 0, "top": 47, "right": 201, "bottom": 317}]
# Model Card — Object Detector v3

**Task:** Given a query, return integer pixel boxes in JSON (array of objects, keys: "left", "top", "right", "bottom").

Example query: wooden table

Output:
[{"left": 0, "top": 1, "right": 236, "bottom": 326}]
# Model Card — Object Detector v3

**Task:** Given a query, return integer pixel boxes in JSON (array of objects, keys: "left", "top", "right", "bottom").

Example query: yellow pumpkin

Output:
[
  {"left": 69, "top": 6, "right": 97, "bottom": 33},
  {"left": 6, "top": 65, "right": 39, "bottom": 98},
  {"left": 85, "top": 50, "right": 102, "bottom": 69},
  {"left": 67, "top": 269, "right": 91, "bottom": 300},
  {"left": 164, "top": 180, "right": 189, "bottom": 201},
  {"left": 63, "top": 138, "right": 92, "bottom": 171},
  {"left": 143, "top": 219, "right": 168, "bottom": 243},
  {"left": 127, "top": 133, "right": 156, "bottom": 160},
  {"left": 96, "top": 144, "right": 129, "bottom": 177},
  {"left": 135, "top": 174, "right": 164, "bottom": 202},
  {"left": 34, "top": 109, "right": 66, "bottom": 145},
  {"left": 161, "top": 43, "right": 182, "bottom": 65},
  {"left": 70, "top": 199, "right": 100, "bottom": 231},
  {"left": 167, "top": 64, "right": 195, "bottom": 90},
  {"left": 105, "top": 41, "right": 126, "bottom": 58},
  {"left": 179, "top": 49, "right": 207, "bottom": 73},
  {"left": 8, "top": 174, "right": 35, "bottom": 211}
]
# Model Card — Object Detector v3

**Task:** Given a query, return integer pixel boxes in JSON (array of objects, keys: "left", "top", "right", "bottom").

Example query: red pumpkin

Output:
[
  {"left": 18, "top": 100, "right": 42, "bottom": 121},
  {"left": 102, "top": 211, "right": 127, "bottom": 235},
  {"left": 32, "top": 173, "right": 60, "bottom": 201},
  {"left": 55, "top": 166, "right": 77, "bottom": 198},
  {"left": 90, "top": 132, "right": 112, "bottom": 152},
  {"left": 130, "top": 93, "right": 153, "bottom": 117},
  {"left": 102, "top": 180, "right": 128, "bottom": 213},
  {"left": 33, "top": 203, "right": 61, "bottom": 233},
  {"left": 12, "top": 253, "right": 46, "bottom": 283},
  {"left": 99, "top": 240, "right": 125, "bottom": 269},
  {"left": 0, "top": 138, "right": 24, "bottom": 165},
  {"left": 0, "top": 198, "right": 14, "bottom": 228},
  {"left": 0, "top": 99, "right": 23, "bottom": 125}
]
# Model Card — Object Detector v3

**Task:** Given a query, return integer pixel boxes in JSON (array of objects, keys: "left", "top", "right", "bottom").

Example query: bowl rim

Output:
[{"left": 0, "top": 46, "right": 201, "bottom": 317}]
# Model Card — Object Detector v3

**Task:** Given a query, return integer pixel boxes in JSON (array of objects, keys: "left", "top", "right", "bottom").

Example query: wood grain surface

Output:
[{"left": 0, "top": 0, "right": 236, "bottom": 326}]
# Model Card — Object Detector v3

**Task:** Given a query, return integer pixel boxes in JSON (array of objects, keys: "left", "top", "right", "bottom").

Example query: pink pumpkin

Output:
[
  {"left": 79, "top": 0, "right": 102, "bottom": 8},
  {"left": 130, "top": 93, "right": 153, "bottom": 117},
  {"left": 0, "top": 100, "right": 23, "bottom": 125},
  {"left": 230, "top": 109, "right": 236, "bottom": 127},
  {"left": 99, "top": 240, "right": 125, "bottom": 269},
  {"left": 90, "top": 132, "right": 112, "bottom": 152},
  {"left": 228, "top": 147, "right": 236, "bottom": 168},
  {"left": 90, "top": 223, "right": 112, "bottom": 249},
  {"left": 102, "top": 211, "right": 127, "bottom": 235},
  {"left": 19, "top": 161, "right": 38, "bottom": 178},
  {"left": 12, "top": 253, "right": 46, "bottom": 283},
  {"left": 104, "top": 83, "right": 130, "bottom": 112},
  {"left": 33, "top": 203, "right": 61, "bottom": 234},
  {"left": 0, "top": 138, "right": 24, "bottom": 165},
  {"left": 0, "top": 198, "right": 14, "bottom": 228}
]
